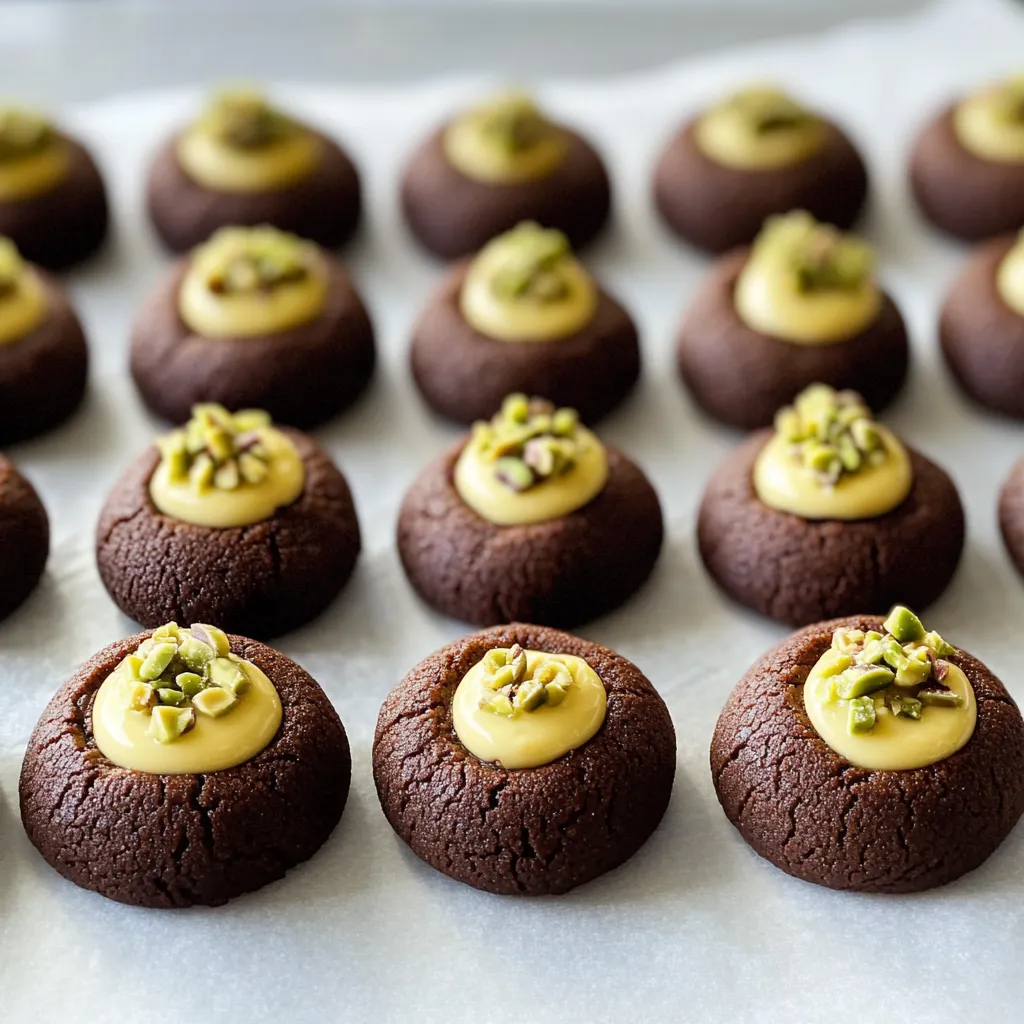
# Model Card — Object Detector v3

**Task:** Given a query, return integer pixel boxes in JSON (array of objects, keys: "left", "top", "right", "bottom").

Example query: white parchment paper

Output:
[{"left": 4, "top": 1, "right": 1024, "bottom": 1021}]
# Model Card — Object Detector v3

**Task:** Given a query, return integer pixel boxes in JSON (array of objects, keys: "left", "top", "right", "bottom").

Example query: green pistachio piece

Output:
[
  {"left": 923, "top": 630, "right": 956, "bottom": 658},
  {"left": 139, "top": 642, "right": 177, "bottom": 681},
  {"left": 552, "top": 408, "right": 578, "bottom": 436},
  {"left": 176, "top": 672, "right": 205, "bottom": 698},
  {"left": 157, "top": 687, "right": 186, "bottom": 706},
  {"left": 480, "top": 690, "right": 515, "bottom": 717},
  {"left": 123, "top": 654, "right": 145, "bottom": 683},
  {"left": 501, "top": 393, "right": 531, "bottom": 425},
  {"left": 205, "top": 427, "right": 234, "bottom": 463},
  {"left": 816, "top": 649, "right": 852, "bottom": 685},
  {"left": 837, "top": 435, "right": 862, "bottom": 472},
  {"left": 238, "top": 452, "right": 269, "bottom": 485},
  {"left": 883, "top": 606, "right": 926, "bottom": 644},
  {"left": 514, "top": 679, "right": 547, "bottom": 712},
  {"left": 177, "top": 633, "right": 215, "bottom": 672},
  {"left": 863, "top": 630, "right": 883, "bottom": 644},
  {"left": 831, "top": 629, "right": 865, "bottom": 655},
  {"left": 148, "top": 705, "right": 196, "bottom": 743},
  {"left": 774, "top": 407, "right": 804, "bottom": 443},
  {"left": 835, "top": 665, "right": 895, "bottom": 699},
  {"left": 189, "top": 452, "right": 216, "bottom": 494},
  {"left": 894, "top": 648, "right": 932, "bottom": 688},
  {"left": 214, "top": 460, "right": 241, "bottom": 491},
  {"left": 889, "top": 693, "right": 923, "bottom": 719},
  {"left": 494, "top": 456, "right": 534, "bottom": 492},
  {"left": 847, "top": 696, "right": 877, "bottom": 734},
  {"left": 151, "top": 622, "right": 180, "bottom": 641},
  {"left": 192, "top": 686, "right": 238, "bottom": 718},
  {"left": 126, "top": 682, "right": 157, "bottom": 712},
  {"left": 190, "top": 623, "right": 230, "bottom": 657},
  {"left": 544, "top": 679, "right": 569, "bottom": 706},
  {"left": 918, "top": 686, "right": 963, "bottom": 708},
  {"left": 208, "top": 657, "right": 248, "bottom": 694},
  {"left": 232, "top": 409, "right": 272, "bottom": 432}
]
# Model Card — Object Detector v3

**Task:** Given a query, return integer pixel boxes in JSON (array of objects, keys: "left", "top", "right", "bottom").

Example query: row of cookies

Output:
[
  {"left": 7, "top": 200, "right": 1024, "bottom": 455},
  {"left": 7, "top": 374, "right": 1024, "bottom": 637},
  {"left": 16, "top": 603, "right": 1023, "bottom": 905},
  {"left": 5, "top": 71, "right": 1024, "bottom": 275}
]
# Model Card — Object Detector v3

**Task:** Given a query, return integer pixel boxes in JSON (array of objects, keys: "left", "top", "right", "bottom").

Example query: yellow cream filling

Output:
[
  {"left": 754, "top": 425, "right": 912, "bottom": 520},
  {"left": 694, "top": 86, "right": 826, "bottom": 171},
  {"left": 997, "top": 230, "right": 1024, "bottom": 316},
  {"left": 452, "top": 649, "right": 607, "bottom": 769},
  {"left": 954, "top": 76, "right": 1024, "bottom": 164},
  {"left": 150, "top": 424, "right": 304, "bottom": 529},
  {"left": 443, "top": 93, "right": 568, "bottom": 184},
  {"left": 178, "top": 227, "right": 328, "bottom": 339},
  {"left": 804, "top": 658, "right": 976, "bottom": 772},
  {"left": 0, "top": 263, "right": 47, "bottom": 346},
  {"left": 93, "top": 653, "right": 283, "bottom": 775},
  {"left": 0, "top": 138, "right": 69, "bottom": 201},
  {"left": 455, "top": 423, "right": 607, "bottom": 526}
]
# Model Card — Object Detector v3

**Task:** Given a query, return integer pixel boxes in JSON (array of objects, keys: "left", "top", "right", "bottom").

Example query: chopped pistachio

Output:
[
  {"left": 817, "top": 649, "right": 853, "bottom": 682},
  {"left": 177, "top": 633, "right": 214, "bottom": 671},
  {"left": 474, "top": 93, "right": 559, "bottom": 155},
  {"left": 847, "top": 696, "right": 877, "bottom": 734},
  {"left": 883, "top": 606, "right": 926, "bottom": 644},
  {"left": 126, "top": 682, "right": 157, "bottom": 713},
  {"left": 484, "top": 222, "right": 573, "bottom": 304},
  {"left": 918, "top": 686, "right": 963, "bottom": 708},
  {"left": 477, "top": 649, "right": 575, "bottom": 718},
  {"left": 494, "top": 456, "right": 534, "bottom": 492},
  {"left": 139, "top": 642, "right": 177, "bottom": 681},
  {"left": 836, "top": 665, "right": 895, "bottom": 699},
  {"left": 208, "top": 657, "right": 248, "bottom": 694},
  {"left": 888, "top": 693, "right": 923, "bottom": 720},
  {"left": 831, "top": 628, "right": 865, "bottom": 654},
  {"left": 192, "top": 686, "right": 238, "bottom": 718},
  {"left": 157, "top": 687, "right": 186, "bottom": 706},
  {"left": 190, "top": 623, "right": 230, "bottom": 657},
  {"left": 176, "top": 672, "right": 205, "bottom": 698},
  {"left": 513, "top": 679, "right": 547, "bottom": 712},
  {"left": 893, "top": 648, "right": 932, "bottom": 688},
  {"left": 148, "top": 705, "right": 196, "bottom": 744},
  {"left": 201, "top": 90, "right": 298, "bottom": 150},
  {"left": 923, "top": 630, "right": 956, "bottom": 658}
]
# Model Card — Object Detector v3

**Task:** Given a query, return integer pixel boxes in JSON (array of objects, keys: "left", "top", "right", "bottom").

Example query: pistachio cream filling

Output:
[
  {"left": 92, "top": 621, "right": 283, "bottom": 775},
  {"left": 996, "top": 228, "right": 1024, "bottom": 317},
  {"left": 443, "top": 91, "right": 568, "bottom": 184},
  {"left": 954, "top": 74, "right": 1024, "bottom": 164},
  {"left": 753, "top": 384, "right": 912, "bottom": 520},
  {"left": 694, "top": 85, "right": 827, "bottom": 171},
  {"left": 0, "top": 106, "right": 70, "bottom": 201},
  {"left": 149, "top": 404, "right": 305, "bottom": 529},
  {"left": 735, "top": 211, "right": 882, "bottom": 344},
  {"left": 176, "top": 89, "right": 322, "bottom": 192},
  {"left": 0, "top": 236, "right": 47, "bottom": 346},
  {"left": 803, "top": 606, "right": 977, "bottom": 771},
  {"left": 178, "top": 225, "right": 328, "bottom": 338},
  {"left": 452, "top": 644, "right": 607, "bottom": 769},
  {"left": 454, "top": 394, "right": 608, "bottom": 526},
  {"left": 460, "top": 221, "right": 597, "bottom": 342}
]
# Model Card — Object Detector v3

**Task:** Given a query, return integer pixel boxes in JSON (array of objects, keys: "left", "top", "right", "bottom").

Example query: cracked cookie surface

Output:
[
  {"left": 697, "top": 430, "right": 964, "bottom": 626},
  {"left": 0, "top": 453, "right": 48, "bottom": 620},
  {"left": 372, "top": 623, "right": 676, "bottom": 895},
  {"left": 96, "top": 429, "right": 360, "bottom": 638},
  {"left": 397, "top": 440, "right": 662, "bottom": 627},
  {"left": 19, "top": 631, "right": 350, "bottom": 908},
  {"left": 711, "top": 615, "right": 1024, "bottom": 893}
]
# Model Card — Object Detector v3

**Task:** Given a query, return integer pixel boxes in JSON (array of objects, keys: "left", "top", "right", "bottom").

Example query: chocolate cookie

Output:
[
  {"left": 401, "top": 125, "right": 611, "bottom": 260},
  {"left": 19, "top": 630, "right": 350, "bottom": 907},
  {"left": 129, "top": 254, "right": 374, "bottom": 428},
  {"left": 410, "top": 259, "right": 639, "bottom": 425},
  {"left": 939, "top": 235, "right": 1024, "bottom": 418},
  {"left": 698, "top": 431, "right": 964, "bottom": 627},
  {"left": 910, "top": 105, "right": 1024, "bottom": 242},
  {"left": 0, "top": 134, "right": 109, "bottom": 271},
  {"left": 998, "top": 456, "right": 1024, "bottom": 582},
  {"left": 146, "top": 129, "right": 361, "bottom": 254},
  {"left": 398, "top": 439, "right": 663, "bottom": 627},
  {"left": 0, "top": 454, "right": 48, "bottom": 621},
  {"left": 0, "top": 270, "right": 88, "bottom": 445},
  {"left": 653, "top": 120, "right": 868, "bottom": 254},
  {"left": 676, "top": 248, "right": 909, "bottom": 430},
  {"left": 96, "top": 429, "right": 361, "bottom": 638},
  {"left": 711, "top": 615, "right": 1024, "bottom": 892},
  {"left": 373, "top": 623, "right": 676, "bottom": 895}
]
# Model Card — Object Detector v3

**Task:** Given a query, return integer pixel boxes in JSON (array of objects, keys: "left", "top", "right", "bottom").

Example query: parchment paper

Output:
[{"left": 3, "top": 1, "right": 1024, "bottom": 1021}]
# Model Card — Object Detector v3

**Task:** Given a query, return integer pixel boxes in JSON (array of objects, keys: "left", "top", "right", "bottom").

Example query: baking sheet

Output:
[{"left": 4, "top": 1, "right": 1024, "bottom": 1021}]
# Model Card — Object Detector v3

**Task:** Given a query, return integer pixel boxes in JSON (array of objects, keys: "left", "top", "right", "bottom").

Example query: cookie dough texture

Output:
[
  {"left": 96, "top": 430, "right": 360, "bottom": 639},
  {"left": 711, "top": 615, "right": 1024, "bottom": 892},
  {"left": 940, "top": 235, "right": 1024, "bottom": 418},
  {"left": 373, "top": 623, "right": 676, "bottom": 895},
  {"left": 401, "top": 125, "right": 611, "bottom": 260},
  {"left": 911, "top": 105, "right": 1024, "bottom": 241},
  {"left": 698, "top": 431, "right": 964, "bottom": 627},
  {"left": 0, "top": 454, "right": 48, "bottom": 621},
  {"left": 20, "top": 632, "right": 350, "bottom": 907},
  {"left": 411, "top": 260, "right": 639, "bottom": 425},
  {"left": 146, "top": 128, "right": 361, "bottom": 253},
  {"left": 398, "top": 440, "right": 663, "bottom": 627},
  {"left": 129, "top": 255, "right": 374, "bottom": 428},
  {"left": 0, "top": 134, "right": 109, "bottom": 270},
  {"left": 653, "top": 118, "right": 868, "bottom": 254},
  {"left": 0, "top": 272, "right": 88, "bottom": 444},
  {"left": 677, "top": 248, "right": 909, "bottom": 430},
  {"left": 998, "top": 455, "right": 1024, "bottom": 580}
]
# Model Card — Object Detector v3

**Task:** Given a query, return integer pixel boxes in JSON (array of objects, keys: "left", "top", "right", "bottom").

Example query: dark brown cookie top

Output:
[
  {"left": 698, "top": 430, "right": 964, "bottom": 625},
  {"left": 711, "top": 615, "right": 1024, "bottom": 892},
  {"left": 677, "top": 248, "right": 908, "bottom": 430},
  {"left": 410, "top": 259, "right": 639, "bottom": 425},
  {"left": 373, "top": 623, "right": 676, "bottom": 894},
  {"left": 96, "top": 427, "right": 360, "bottom": 637},
  {"left": 20, "top": 629, "right": 350, "bottom": 907},
  {"left": 129, "top": 252, "right": 373, "bottom": 427},
  {"left": 653, "top": 118, "right": 868, "bottom": 254},
  {"left": 940, "top": 235, "right": 1024, "bottom": 419},
  {"left": 0, "top": 453, "right": 49, "bottom": 621},
  {"left": 401, "top": 123, "right": 611, "bottom": 260},
  {"left": 999, "top": 455, "right": 1024, "bottom": 576},
  {"left": 910, "top": 105, "right": 1024, "bottom": 241}
]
